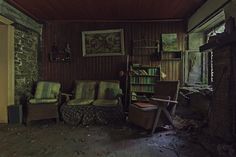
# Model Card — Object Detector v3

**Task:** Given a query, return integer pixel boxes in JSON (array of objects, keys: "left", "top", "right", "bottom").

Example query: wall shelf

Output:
[
  {"left": 131, "top": 39, "right": 161, "bottom": 61},
  {"left": 49, "top": 52, "right": 71, "bottom": 63},
  {"left": 162, "top": 51, "right": 182, "bottom": 60}
]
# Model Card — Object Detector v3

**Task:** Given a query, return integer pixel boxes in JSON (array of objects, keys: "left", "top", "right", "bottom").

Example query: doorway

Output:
[{"left": 0, "top": 15, "right": 15, "bottom": 123}]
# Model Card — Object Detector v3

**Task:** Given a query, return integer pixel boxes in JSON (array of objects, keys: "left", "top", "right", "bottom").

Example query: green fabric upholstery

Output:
[
  {"left": 97, "top": 81, "right": 122, "bottom": 99},
  {"left": 61, "top": 80, "right": 124, "bottom": 125},
  {"left": 93, "top": 99, "right": 118, "bottom": 107},
  {"left": 29, "top": 99, "right": 58, "bottom": 104},
  {"left": 74, "top": 80, "right": 96, "bottom": 100},
  {"left": 67, "top": 99, "right": 94, "bottom": 106},
  {"left": 34, "top": 81, "right": 61, "bottom": 99}
]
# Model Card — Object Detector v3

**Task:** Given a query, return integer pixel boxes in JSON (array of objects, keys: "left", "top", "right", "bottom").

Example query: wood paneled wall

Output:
[{"left": 42, "top": 21, "right": 186, "bottom": 92}]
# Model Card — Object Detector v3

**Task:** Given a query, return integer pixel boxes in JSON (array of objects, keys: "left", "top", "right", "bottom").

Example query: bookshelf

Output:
[{"left": 129, "top": 64, "right": 161, "bottom": 103}]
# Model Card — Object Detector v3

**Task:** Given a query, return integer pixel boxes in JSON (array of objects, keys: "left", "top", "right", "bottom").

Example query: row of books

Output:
[
  {"left": 131, "top": 68, "right": 159, "bottom": 76},
  {"left": 147, "top": 68, "right": 159, "bottom": 75},
  {"left": 130, "top": 86, "right": 155, "bottom": 93},
  {"left": 131, "top": 77, "right": 156, "bottom": 84}
]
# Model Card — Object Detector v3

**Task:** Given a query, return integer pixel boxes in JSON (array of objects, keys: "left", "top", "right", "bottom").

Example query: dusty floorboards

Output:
[{"left": 0, "top": 121, "right": 220, "bottom": 157}]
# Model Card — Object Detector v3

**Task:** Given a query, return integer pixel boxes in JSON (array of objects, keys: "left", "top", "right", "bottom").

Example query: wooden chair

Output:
[
  {"left": 128, "top": 81, "right": 180, "bottom": 135},
  {"left": 26, "top": 81, "right": 61, "bottom": 124},
  {"left": 149, "top": 81, "right": 180, "bottom": 134}
]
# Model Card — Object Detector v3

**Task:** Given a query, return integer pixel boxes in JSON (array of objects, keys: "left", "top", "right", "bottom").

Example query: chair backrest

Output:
[
  {"left": 97, "top": 80, "right": 122, "bottom": 99},
  {"left": 154, "top": 81, "right": 180, "bottom": 101},
  {"left": 74, "top": 80, "right": 96, "bottom": 99},
  {"left": 34, "top": 81, "right": 61, "bottom": 99}
]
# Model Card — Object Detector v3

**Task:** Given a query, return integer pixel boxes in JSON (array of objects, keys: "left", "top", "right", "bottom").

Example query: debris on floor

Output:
[
  {"left": 173, "top": 115, "right": 206, "bottom": 131},
  {"left": 217, "top": 143, "right": 236, "bottom": 157},
  {"left": 1, "top": 121, "right": 235, "bottom": 157}
]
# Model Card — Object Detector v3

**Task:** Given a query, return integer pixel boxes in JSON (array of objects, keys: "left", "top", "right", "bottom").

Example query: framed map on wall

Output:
[{"left": 82, "top": 29, "right": 125, "bottom": 57}]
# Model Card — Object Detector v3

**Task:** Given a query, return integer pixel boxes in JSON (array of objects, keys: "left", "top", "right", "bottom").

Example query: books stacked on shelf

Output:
[
  {"left": 131, "top": 69, "right": 148, "bottom": 75},
  {"left": 130, "top": 86, "right": 155, "bottom": 93},
  {"left": 131, "top": 68, "right": 160, "bottom": 76},
  {"left": 131, "top": 77, "right": 156, "bottom": 84},
  {"left": 147, "top": 68, "right": 159, "bottom": 75}
]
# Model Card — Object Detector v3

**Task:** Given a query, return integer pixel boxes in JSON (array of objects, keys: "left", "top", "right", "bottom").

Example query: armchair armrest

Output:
[
  {"left": 150, "top": 97, "right": 178, "bottom": 104},
  {"left": 61, "top": 93, "right": 73, "bottom": 102},
  {"left": 116, "top": 93, "right": 123, "bottom": 98},
  {"left": 26, "top": 92, "right": 34, "bottom": 102},
  {"left": 114, "top": 88, "right": 123, "bottom": 99}
]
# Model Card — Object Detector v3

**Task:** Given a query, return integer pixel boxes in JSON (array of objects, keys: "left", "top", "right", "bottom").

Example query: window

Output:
[{"left": 185, "top": 10, "right": 225, "bottom": 85}]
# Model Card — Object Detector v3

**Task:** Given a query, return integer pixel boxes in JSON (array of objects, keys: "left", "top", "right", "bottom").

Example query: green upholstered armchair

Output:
[
  {"left": 93, "top": 81, "right": 124, "bottom": 124},
  {"left": 67, "top": 80, "right": 97, "bottom": 106},
  {"left": 60, "top": 80, "right": 97, "bottom": 125},
  {"left": 26, "top": 81, "right": 61, "bottom": 124}
]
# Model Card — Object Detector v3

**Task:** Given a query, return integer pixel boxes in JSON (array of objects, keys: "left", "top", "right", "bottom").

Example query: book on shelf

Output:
[
  {"left": 131, "top": 77, "right": 156, "bottom": 84},
  {"left": 138, "top": 69, "right": 148, "bottom": 75},
  {"left": 147, "top": 68, "right": 157, "bottom": 75},
  {"left": 131, "top": 69, "right": 139, "bottom": 75},
  {"left": 131, "top": 86, "right": 155, "bottom": 93}
]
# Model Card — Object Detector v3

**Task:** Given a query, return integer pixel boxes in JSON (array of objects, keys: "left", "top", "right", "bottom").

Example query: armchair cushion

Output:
[
  {"left": 97, "top": 81, "right": 122, "bottom": 99},
  {"left": 67, "top": 99, "right": 94, "bottom": 106},
  {"left": 75, "top": 80, "right": 96, "bottom": 99},
  {"left": 105, "top": 88, "right": 122, "bottom": 99},
  {"left": 34, "top": 81, "right": 61, "bottom": 99},
  {"left": 93, "top": 99, "right": 118, "bottom": 107},
  {"left": 29, "top": 98, "right": 58, "bottom": 104}
]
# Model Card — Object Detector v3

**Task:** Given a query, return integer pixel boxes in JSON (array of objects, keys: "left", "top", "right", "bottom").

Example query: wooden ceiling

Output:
[{"left": 7, "top": 0, "right": 206, "bottom": 21}]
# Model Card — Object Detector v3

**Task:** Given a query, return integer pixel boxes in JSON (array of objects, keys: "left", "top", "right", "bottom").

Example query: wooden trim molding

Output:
[
  {"left": 0, "top": 16, "right": 15, "bottom": 123},
  {"left": 6, "top": 0, "right": 39, "bottom": 22},
  {"left": 0, "top": 15, "right": 13, "bottom": 25}
]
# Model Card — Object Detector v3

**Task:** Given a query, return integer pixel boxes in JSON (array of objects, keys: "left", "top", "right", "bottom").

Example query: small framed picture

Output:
[{"left": 161, "top": 33, "right": 178, "bottom": 51}]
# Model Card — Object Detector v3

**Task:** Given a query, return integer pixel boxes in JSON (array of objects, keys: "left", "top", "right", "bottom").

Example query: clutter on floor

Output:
[{"left": 0, "top": 116, "right": 235, "bottom": 157}]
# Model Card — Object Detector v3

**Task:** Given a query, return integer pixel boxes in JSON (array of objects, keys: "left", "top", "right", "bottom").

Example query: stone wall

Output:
[{"left": 14, "top": 24, "right": 40, "bottom": 102}]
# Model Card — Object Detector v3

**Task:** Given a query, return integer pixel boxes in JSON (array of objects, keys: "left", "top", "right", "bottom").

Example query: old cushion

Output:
[
  {"left": 67, "top": 99, "right": 94, "bottom": 106},
  {"left": 92, "top": 99, "right": 118, "bottom": 107},
  {"left": 29, "top": 98, "right": 58, "bottom": 104},
  {"left": 34, "top": 81, "right": 61, "bottom": 99},
  {"left": 97, "top": 81, "right": 122, "bottom": 99},
  {"left": 75, "top": 80, "right": 96, "bottom": 100}
]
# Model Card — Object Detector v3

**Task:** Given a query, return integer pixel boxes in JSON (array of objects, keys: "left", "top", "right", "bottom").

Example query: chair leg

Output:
[
  {"left": 170, "top": 104, "right": 177, "bottom": 116},
  {"left": 151, "top": 108, "right": 162, "bottom": 135},
  {"left": 163, "top": 107, "right": 175, "bottom": 128}
]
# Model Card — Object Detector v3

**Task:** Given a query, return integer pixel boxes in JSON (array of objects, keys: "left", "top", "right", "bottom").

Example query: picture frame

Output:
[
  {"left": 82, "top": 29, "right": 125, "bottom": 57},
  {"left": 161, "top": 33, "right": 179, "bottom": 51}
]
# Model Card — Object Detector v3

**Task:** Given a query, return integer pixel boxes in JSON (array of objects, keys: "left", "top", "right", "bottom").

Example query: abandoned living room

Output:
[{"left": 0, "top": 0, "right": 236, "bottom": 157}]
